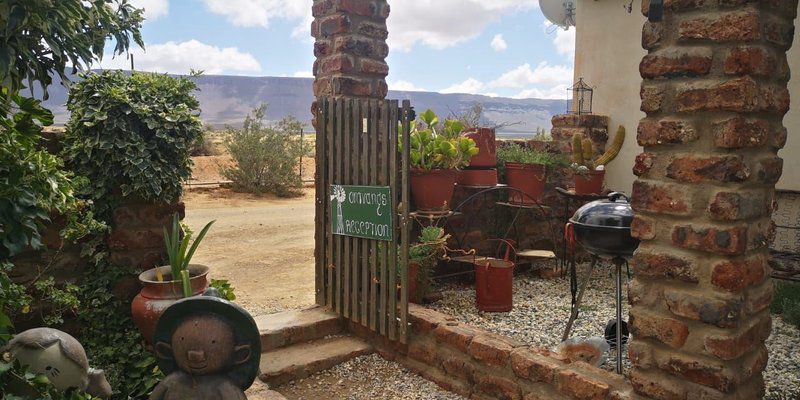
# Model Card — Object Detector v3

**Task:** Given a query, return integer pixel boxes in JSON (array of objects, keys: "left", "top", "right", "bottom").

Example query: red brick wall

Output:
[
  {"left": 351, "top": 305, "right": 639, "bottom": 400},
  {"left": 311, "top": 0, "right": 390, "bottom": 100},
  {"left": 629, "top": 1, "right": 797, "bottom": 398}
]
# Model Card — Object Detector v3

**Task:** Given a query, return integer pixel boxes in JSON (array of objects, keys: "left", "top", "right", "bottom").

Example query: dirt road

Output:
[{"left": 183, "top": 187, "right": 317, "bottom": 316}]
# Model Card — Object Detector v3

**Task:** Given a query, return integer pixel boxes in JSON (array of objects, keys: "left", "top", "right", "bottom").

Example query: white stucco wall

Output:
[
  {"left": 573, "top": 0, "right": 800, "bottom": 192},
  {"left": 573, "top": 0, "right": 647, "bottom": 194}
]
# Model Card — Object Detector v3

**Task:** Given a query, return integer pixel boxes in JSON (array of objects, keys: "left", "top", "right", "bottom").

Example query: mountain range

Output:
[{"left": 41, "top": 73, "right": 566, "bottom": 135}]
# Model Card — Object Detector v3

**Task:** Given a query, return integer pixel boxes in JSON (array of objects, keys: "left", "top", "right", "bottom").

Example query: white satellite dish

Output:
[{"left": 540, "top": 0, "right": 576, "bottom": 29}]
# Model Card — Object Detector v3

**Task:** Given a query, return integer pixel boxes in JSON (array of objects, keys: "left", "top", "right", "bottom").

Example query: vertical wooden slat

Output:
[
  {"left": 359, "top": 100, "right": 370, "bottom": 325},
  {"left": 326, "top": 99, "right": 336, "bottom": 308},
  {"left": 378, "top": 101, "right": 389, "bottom": 336},
  {"left": 342, "top": 100, "right": 353, "bottom": 319},
  {"left": 351, "top": 100, "right": 362, "bottom": 324},
  {"left": 387, "top": 100, "right": 399, "bottom": 341},
  {"left": 369, "top": 99, "right": 379, "bottom": 332},
  {"left": 314, "top": 98, "right": 327, "bottom": 305},
  {"left": 399, "top": 100, "right": 412, "bottom": 343},
  {"left": 335, "top": 98, "right": 345, "bottom": 314}
]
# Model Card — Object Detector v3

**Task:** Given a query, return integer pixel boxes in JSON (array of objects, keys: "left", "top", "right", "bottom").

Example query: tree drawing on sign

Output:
[{"left": 331, "top": 185, "right": 346, "bottom": 234}]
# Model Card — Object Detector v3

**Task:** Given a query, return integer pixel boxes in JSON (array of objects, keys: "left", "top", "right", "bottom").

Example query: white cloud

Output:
[
  {"left": 389, "top": 0, "right": 539, "bottom": 51},
  {"left": 131, "top": 0, "right": 169, "bottom": 20},
  {"left": 544, "top": 22, "right": 576, "bottom": 57},
  {"left": 293, "top": 71, "right": 313, "bottom": 78},
  {"left": 441, "top": 78, "right": 486, "bottom": 95},
  {"left": 204, "top": 0, "right": 310, "bottom": 29},
  {"left": 102, "top": 40, "right": 261, "bottom": 75},
  {"left": 490, "top": 62, "right": 573, "bottom": 89},
  {"left": 388, "top": 80, "right": 426, "bottom": 92},
  {"left": 515, "top": 84, "right": 570, "bottom": 99},
  {"left": 491, "top": 34, "right": 508, "bottom": 52}
]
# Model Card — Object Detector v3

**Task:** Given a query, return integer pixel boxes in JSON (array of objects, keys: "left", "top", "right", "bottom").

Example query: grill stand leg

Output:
[
  {"left": 614, "top": 257, "right": 624, "bottom": 374},
  {"left": 562, "top": 256, "right": 598, "bottom": 342}
]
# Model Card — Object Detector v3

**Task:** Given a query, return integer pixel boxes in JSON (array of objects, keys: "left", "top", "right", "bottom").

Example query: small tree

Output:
[{"left": 222, "top": 105, "right": 310, "bottom": 197}]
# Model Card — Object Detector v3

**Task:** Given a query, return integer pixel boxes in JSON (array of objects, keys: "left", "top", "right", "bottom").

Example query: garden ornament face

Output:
[
  {"left": 3, "top": 328, "right": 113, "bottom": 398},
  {"left": 150, "top": 291, "right": 261, "bottom": 400}
]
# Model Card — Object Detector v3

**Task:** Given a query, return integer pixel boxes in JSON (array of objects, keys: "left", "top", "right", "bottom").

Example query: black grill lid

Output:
[{"left": 570, "top": 192, "right": 635, "bottom": 229}]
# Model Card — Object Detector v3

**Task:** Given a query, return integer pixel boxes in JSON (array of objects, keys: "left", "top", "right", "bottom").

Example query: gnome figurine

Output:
[
  {"left": 149, "top": 290, "right": 261, "bottom": 400},
  {"left": 3, "top": 328, "right": 113, "bottom": 398}
]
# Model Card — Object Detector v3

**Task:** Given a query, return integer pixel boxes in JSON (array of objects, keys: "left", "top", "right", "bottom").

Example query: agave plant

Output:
[{"left": 163, "top": 213, "right": 215, "bottom": 297}]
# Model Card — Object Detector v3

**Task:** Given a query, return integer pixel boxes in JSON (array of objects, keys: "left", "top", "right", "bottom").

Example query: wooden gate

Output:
[{"left": 314, "top": 97, "right": 412, "bottom": 343}]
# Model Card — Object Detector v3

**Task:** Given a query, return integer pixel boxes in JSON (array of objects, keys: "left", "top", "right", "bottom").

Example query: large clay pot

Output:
[
  {"left": 574, "top": 170, "right": 605, "bottom": 195},
  {"left": 131, "top": 264, "right": 210, "bottom": 345},
  {"left": 457, "top": 169, "right": 498, "bottom": 187},
  {"left": 410, "top": 169, "right": 457, "bottom": 212},
  {"left": 505, "top": 162, "right": 546, "bottom": 205},
  {"left": 464, "top": 128, "right": 497, "bottom": 168}
]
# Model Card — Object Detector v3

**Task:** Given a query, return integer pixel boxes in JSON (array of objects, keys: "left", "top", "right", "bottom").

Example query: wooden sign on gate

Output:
[{"left": 330, "top": 184, "right": 393, "bottom": 241}]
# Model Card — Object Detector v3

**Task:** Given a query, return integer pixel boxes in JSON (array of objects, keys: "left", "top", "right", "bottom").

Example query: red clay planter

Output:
[
  {"left": 505, "top": 162, "right": 547, "bottom": 205},
  {"left": 574, "top": 170, "right": 605, "bottom": 195},
  {"left": 410, "top": 169, "right": 457, "bottom": 212},
  {"left": 457, "top": 169, "right": 498, "bottom": 187},
  {"left": 131, "top": 264, "right": 210, "bottom": 345},
  {"left": 464, "top": 128, "right": 497, "bottom": 167}
]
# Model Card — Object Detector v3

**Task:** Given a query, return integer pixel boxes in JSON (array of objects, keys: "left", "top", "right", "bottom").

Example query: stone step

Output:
[
  {"left": 258, "top": 335, "right": 373, "bottom": 387},
  {"left": 255, "top": 307, "right": 343, "bottom": 352}
]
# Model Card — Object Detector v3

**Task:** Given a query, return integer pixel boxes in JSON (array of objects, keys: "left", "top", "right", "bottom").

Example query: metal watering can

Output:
[{"left": 474, "top": 239, "right": 517, "bottom": 313}]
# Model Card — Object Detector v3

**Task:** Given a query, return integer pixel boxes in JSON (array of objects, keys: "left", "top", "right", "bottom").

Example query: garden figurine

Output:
[
  {"left": 2, "top": 328, "right": 113, "bottom": 398},
  {"left": 150, "top": 289, "right": 261, "bottom": 400}
]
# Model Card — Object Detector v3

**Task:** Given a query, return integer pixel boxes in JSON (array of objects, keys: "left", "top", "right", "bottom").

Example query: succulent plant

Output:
[
  {"left": 406, "top": 109, "right": 479, "bottom": 171},
  {"left": 570, "top": 125, "right": 626, "bottom": 170}
]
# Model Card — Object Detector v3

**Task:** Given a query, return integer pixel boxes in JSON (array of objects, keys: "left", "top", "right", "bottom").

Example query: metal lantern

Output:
[{"left": 568, "top": 78, "right": 593, "bottom": 115}]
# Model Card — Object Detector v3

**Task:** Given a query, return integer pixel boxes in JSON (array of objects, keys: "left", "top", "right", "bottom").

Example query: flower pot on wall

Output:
[
  {"left": 131, "top": 264, "right": 210, "bottom": 345},
  {"left": 574, "top": 170, "right": 605, "bottom": 195},
  {"left": 505, "top": 162, "right": 546, "bottom": 205},
  {"left": 457, "top": 169, "right": 498, "bottom": 187},
  {"left": 464, "top": 128, "right": 497, "bottom": 168},
  {"left": 411, "top": 169, "right": 457, "bottom": 212}
]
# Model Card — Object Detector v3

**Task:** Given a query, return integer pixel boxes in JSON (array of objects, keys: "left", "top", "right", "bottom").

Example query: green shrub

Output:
[
  {"left": 773, "top": 281, "right": 800, "bottom": 328},
  {"left": 61, "top": 71, "right": 203, "bottom": 216},
  {"left": 222, "top": 105, "right": 310, "bottom": 197}
]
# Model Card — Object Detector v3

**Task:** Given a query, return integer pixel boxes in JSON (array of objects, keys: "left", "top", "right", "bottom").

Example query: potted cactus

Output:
[
  {"left": 407, "top": 109, "right": 479, "bottom": 212},
  {"left": 571, "top": 125, "right": 625, "bottom": 195}
]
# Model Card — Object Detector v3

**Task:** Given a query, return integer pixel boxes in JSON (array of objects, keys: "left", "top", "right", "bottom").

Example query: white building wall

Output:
[{"left": 573, "top": 0, "right": 800, "bottom": 192}]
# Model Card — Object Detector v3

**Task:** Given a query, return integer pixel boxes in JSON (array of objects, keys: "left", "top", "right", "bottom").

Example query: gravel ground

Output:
[
  {"left": 429, "top": 263, "right": 800, "bottom": 398},
  {"left": 277, "top": 354, "right": 466, "bottom": 400}
]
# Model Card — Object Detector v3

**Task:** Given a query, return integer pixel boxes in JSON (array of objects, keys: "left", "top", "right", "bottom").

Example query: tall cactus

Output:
[
  {"left": 572, "top": 134, "right": 584, "bottom": 165},
  {"left": 594, "top": 125, "right": 626, "bottom": 168}
]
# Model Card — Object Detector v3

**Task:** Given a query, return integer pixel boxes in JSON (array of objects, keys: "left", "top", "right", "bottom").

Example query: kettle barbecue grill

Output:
[{"left": 562, "top": 192, "right": 640, "bottom": 374}]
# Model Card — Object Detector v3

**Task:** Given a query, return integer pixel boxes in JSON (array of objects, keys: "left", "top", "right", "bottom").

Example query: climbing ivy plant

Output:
[{"left": 61, "top": 71, "right": 204, "bottom": 217}]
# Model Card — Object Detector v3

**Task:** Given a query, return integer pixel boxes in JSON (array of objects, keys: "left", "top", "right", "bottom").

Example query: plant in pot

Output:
[
  {"left": 404, "top": 227, "right": 450, "bottom": 303},
  {"left": 131, "top": 214, "right": 215, "bottom": 345},
  {"left": 408, "top": 109, "right": 479, "bottom": 212},
  {"left": 570, "top": 125, "right": 625, "bottom": 195},
  {"left": 498, "top": 143, "right": 566, "bottom": 205}
]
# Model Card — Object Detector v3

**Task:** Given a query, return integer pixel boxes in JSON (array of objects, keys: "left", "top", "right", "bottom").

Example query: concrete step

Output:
[
  {"left": 255, "top": 307, "right": 343, "bottom": 352},
  {"left": 258, "top": 335, "right": 373, "bottom": 387}
]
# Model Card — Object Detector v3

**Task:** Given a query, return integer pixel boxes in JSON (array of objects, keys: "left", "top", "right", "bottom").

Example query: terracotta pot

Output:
[
  {"left": 410, "top": 169, "right": 457, "bottom": 212},
  {"left": 574, "top": 170, "right": 605, "bottom": 195},
  {"left": 457, "top": 169, "right": 498, "bottom": 187},
  {"left": 464, "top": 128, "right": 497, "bottom": 168},
  {"left": 131, "top": 264, "right": 210, "bottom": 345},
  {"left": 505, "top": 162, "right": 546, "bottom": 205}
]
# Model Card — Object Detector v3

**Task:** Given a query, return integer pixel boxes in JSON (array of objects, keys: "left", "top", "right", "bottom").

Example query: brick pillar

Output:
[
  {"left": 311, "top": 0, "right": 390, "bottom": 101},
  {"left": 629, "top": 1, "right": 797, "bottom": 398}
]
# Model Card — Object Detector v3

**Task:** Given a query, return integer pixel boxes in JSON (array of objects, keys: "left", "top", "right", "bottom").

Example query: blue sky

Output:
[{"left": 102, "top": 0, "right": 576, "bottom": 99}]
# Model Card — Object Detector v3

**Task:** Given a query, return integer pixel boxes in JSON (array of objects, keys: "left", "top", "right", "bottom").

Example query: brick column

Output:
[
  {"left": 311, "top": 0, "right": 390, "bottom": 100},
  {"left": 629, "top": 1, "right": 797, "bottom": 398}
]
